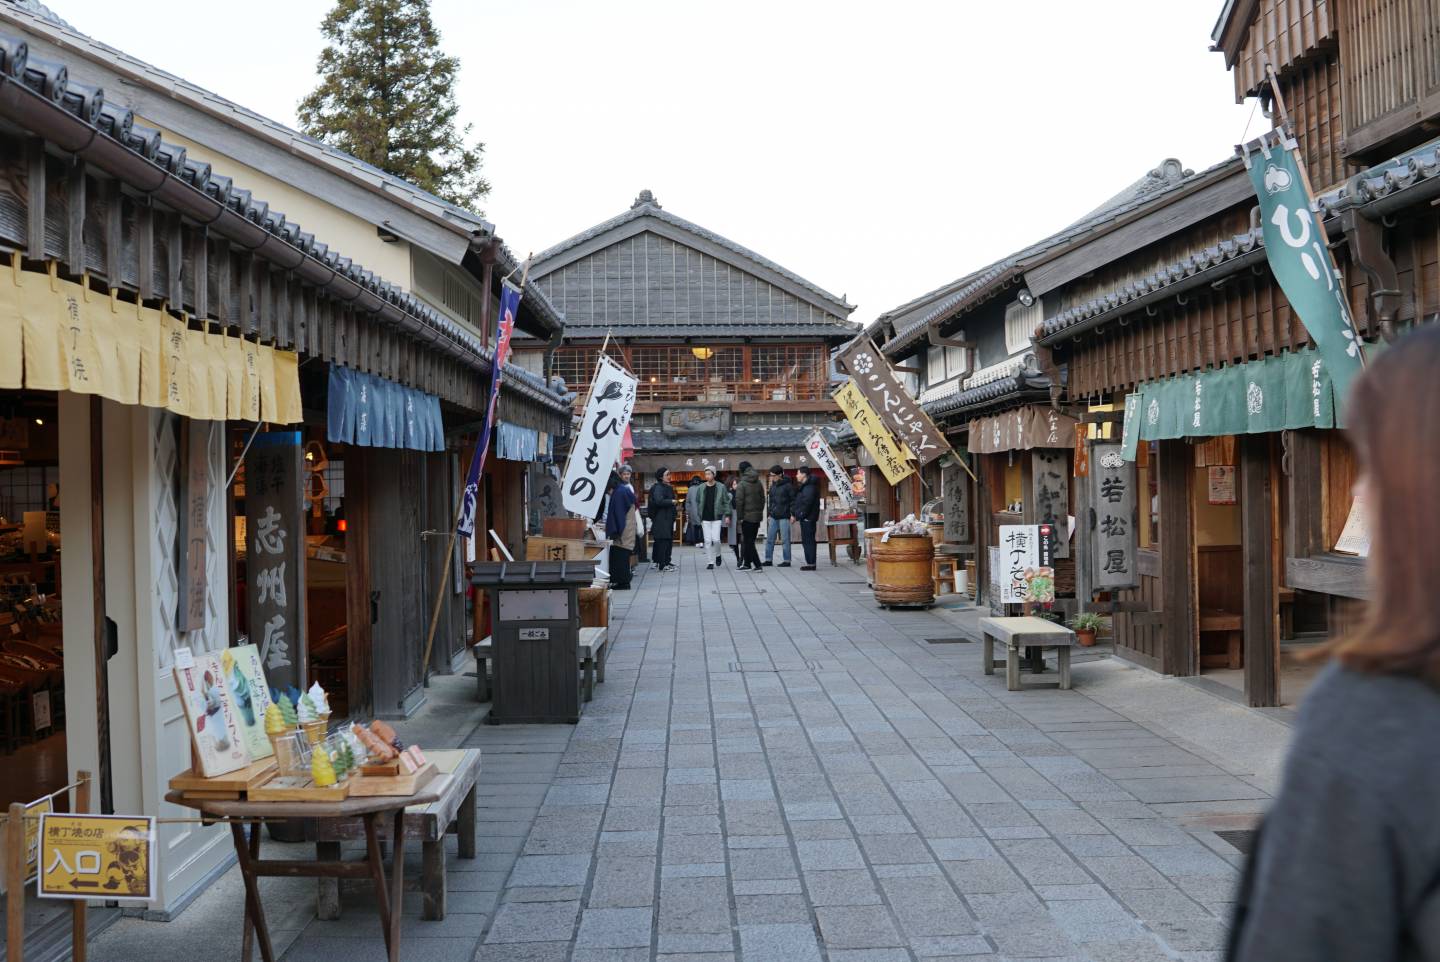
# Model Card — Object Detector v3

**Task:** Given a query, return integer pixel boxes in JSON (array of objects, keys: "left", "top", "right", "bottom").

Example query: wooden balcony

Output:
[{"left": 1340, "top": 0, "right": 1440, "bottom": 158}]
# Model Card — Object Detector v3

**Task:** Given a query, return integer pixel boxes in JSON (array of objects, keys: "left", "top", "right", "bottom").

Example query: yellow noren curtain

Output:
[{"left": 4, "top": 265, "right": 302, "bottom": 423}]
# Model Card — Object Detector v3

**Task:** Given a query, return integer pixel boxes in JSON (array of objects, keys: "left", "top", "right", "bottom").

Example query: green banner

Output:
[
  {"left": 1242, "top": 131, "right": 1365, "bottom": 417},
  {"left": 1123, "top": 349, "right": 1338, "bottom": 458}
]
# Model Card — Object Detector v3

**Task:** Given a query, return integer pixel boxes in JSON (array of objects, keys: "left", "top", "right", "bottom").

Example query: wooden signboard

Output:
[
  {"left": 176, "top": 419, "right": 211, "bottom": 632},
  {"left": 245, "top": 432, "right": 307, "bottom": 693},
  {"left": 1089, "top": 442, "right": 1139, "bottom": 590},
  {"left": 942, "top": 464, "right": 970, "bottom": 544},
  {"left": 1031, "top": 450, "right": 1069, "bottom": 559},
  {"left": 838, "top": 339, "right": 949, "bottom": 465}
]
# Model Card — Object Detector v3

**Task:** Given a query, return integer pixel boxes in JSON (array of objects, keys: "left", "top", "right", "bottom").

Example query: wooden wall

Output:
[
  {"left": 1112, "top": 552, "right": 1164, "bottom": 669},
  {"left": 1282, "top": 49, "right": 1352, "bottom": 189},
  {"left": 1231, "top": 0, "right": 1337, "bottom": 100}
]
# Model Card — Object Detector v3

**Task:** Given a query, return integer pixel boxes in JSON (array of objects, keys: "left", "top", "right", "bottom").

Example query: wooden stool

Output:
[{"left": 931, "top": 556, "right": 957, "bottom": 596}]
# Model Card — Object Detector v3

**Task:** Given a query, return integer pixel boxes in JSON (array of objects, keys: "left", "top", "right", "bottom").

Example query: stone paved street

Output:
[{"left": 456, "top": 545, "right": 1290, "bottom": 962}]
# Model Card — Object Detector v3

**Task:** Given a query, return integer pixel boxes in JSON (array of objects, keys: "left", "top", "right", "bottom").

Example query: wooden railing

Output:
[
  {"left": 1341, "top": 0, "right": 1440, "bottom": 156},
  {"left": 628, "top": 379, "right": 830, "bottom": 405}
]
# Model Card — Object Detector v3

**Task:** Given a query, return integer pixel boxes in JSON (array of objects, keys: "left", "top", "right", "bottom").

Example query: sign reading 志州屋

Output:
[
  {"left": 804, "top": 431, "right": 859, "bottom": 511},
  {"left": 834, "top": 382, "right": 915, "bottom": 486},
  {"left": 561, "top": 355, "right": 638, "bottom": 517},
  {"left": 838, "top": 338, "right": 951, "bottom": 467},
  {"left": 1241, "top": 129, "right": 1365, "bottom": 413}
]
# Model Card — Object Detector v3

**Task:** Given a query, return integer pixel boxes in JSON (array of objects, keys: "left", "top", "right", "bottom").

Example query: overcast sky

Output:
[{"left": 53, "top": 0, "right": 1260, "bottom": 324}]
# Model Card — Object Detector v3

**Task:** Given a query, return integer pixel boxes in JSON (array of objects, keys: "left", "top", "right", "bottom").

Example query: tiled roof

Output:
[
  {"left": 534, "top": 190, "right": 855, "bottom": 318},
  {"left": 1039, "top": 135, "right": 1440, "bottom": 345},
  {"left": 880, "top": 158, "right": 1241, "bottom": 358},
  {"left": 0, "top": 25, "right": 570, "bottom": 414},
  {"left": 923, "top": 372, "right": 1051, "bottom": 421},
  {"left": 548, "top": 321, "right": 860, "bottom": 342},
  {"left": 631, "top": 424, "right": 843, "bottom": 453}
]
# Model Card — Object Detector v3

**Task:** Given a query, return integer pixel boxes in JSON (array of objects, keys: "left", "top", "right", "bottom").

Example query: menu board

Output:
[{"left": 1333, "top": 493, "right": 1370, "bottom": 557}]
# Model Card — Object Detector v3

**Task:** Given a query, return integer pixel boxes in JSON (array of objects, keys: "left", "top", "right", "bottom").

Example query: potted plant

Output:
[{"left": 1070, "top": 612, "right": 1106, "bottom": 647}]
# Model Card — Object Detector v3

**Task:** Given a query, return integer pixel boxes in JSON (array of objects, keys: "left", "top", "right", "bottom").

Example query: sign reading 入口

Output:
[
  {"left": 1089, "top": 441, "right": 1138, "bottom": 590},
  {"left": 39, "top": 813, "right": 155, "bottom": 902}
]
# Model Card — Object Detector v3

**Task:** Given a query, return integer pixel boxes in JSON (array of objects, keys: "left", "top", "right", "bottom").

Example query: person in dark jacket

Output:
[
  {"left": 604, "top": 465, "right": 638, "bottom": 590},
  {"left": 1225, "top": 325, "right": 1440, "bottom": 962},
  {"left": 763, "top": 466, "right": 794, "bottom": 567},
  {"left": 648, "top": 468, "right": 677, "bottom": 572},
  {"left": 733, "top": 462, "right": 766, "bottom": 571},
  {"left": 792, "top": 466, "right": 821, "bottom": 570}
]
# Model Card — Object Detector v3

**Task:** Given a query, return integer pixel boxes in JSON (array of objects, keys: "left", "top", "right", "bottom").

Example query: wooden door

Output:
[{"left": 365, "top": 449, "right": 426, "bottom": 717}]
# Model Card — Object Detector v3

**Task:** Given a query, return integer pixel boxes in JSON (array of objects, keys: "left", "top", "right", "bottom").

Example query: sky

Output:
[{"left": 47, "top": 0, "right": 1262, "bottom": 324}]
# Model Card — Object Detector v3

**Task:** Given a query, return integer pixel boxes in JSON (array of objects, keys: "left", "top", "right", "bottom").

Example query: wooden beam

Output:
[
  {"left": 1284, "top": 429, "right": 1323, "bottom": 560},
  {"left": 193, "top": 228, "right": 209, "bottom": 321},
  {"left": 1285, "top": 555, "right": 1369, "bottom": 599},
  {"left": 217, "top": 243, "right": 234, "bottom": 329},
  {"left": 136, "top": 202, "right": 154, "bottom": 302},
  {"left": 1241, "top": 434, "right": 1279, "bottom": 707},
  {"left": 103, "top": 179, "right": 122, "bottom": 287},
  {"left": 26, "top": 138, "right": 46, "bottom": 260},
  {"left": 64, "top": 158, "right": 85, "bottom": 275},
  {"left": 1157, "top": 439, "right": 1197, "bottom": 676},
  {"left": 167, "top": 214, "right": 183, "bottom": 307}
]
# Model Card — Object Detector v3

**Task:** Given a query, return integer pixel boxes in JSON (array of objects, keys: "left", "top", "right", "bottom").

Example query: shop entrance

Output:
[{"left": 1191, "top": 438, "right": 1245, "bottom": 681}]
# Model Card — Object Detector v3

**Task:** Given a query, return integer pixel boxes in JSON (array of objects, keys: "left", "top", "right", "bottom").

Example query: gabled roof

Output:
[
  {"left": 532, "top": 190, "right": 855, "bottom": 320},
  {"left": 879, "top": 158, "right": 1241, "bottom": 359}
]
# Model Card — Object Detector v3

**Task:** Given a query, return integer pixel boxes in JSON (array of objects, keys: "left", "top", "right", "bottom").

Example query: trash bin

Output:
[{"left": 471, "top": 560, "right": 597, "bottom": 724}]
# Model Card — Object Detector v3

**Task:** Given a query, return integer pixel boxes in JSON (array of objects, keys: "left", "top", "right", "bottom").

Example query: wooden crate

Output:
[
  {"left": 542, "top": 518, "right": 589, "bottom": 540},
  {"left": 169, "top": 759, "right": 277, "bottom": 799},
  {"left": 524, "top": 537, "right": 590, "bottom": 561},
  {"left": 248, "top": 774, "right": 351, "bottom": 802},
  {"left": 580, "top": 586, "right": 609, "bottom": 628},
  {"left": 348, "top": 761, "right": 438, "bottom": 797}
]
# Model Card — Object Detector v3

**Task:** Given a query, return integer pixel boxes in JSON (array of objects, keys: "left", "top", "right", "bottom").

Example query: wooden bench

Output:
[
  {"left": 1200, "top": 610, "right": 1243, "bottom": 669},
  {"left": 979, "top": 616, "right": 1077, "bottom": 691},
  {"left": 312, "top": 748, "right": 480, "bottom": 921},
  {"left": 472, "top": 626, "right": 610, "bottom": 703}
]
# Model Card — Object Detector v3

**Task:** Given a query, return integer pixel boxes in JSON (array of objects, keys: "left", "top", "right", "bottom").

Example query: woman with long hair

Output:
[{"left": 1226, "top": 326, "right": 1440, "bottom": 961}]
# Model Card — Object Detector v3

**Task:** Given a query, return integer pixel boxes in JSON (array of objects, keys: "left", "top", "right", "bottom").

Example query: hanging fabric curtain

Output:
[
  {"left": 966, "top": 404, "right": 1082, "bottom": 454},
  {"left": 1, "top": 261, "right": 301, "bottom": 422},
  {"left": 495, "top": 421, "right": 539, "bottom": 462},
  {"left": 1120, "top": 348, "right": 1340, "bottom": 460},
  {"left": 326, "top": 364, "right": 444, "bottom": 452}
]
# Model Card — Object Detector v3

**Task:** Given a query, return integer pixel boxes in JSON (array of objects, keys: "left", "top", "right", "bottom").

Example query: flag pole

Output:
[{"left": 421, "top": 257, "right": 531, "bottom": 684}]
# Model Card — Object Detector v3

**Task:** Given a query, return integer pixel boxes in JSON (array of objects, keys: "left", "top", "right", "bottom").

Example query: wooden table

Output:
[
  {"left": 979, "top": 616, "right": 1078, "bottom": 691},
  {"left": 165, "top": 778, "right": 448, "bottom": 962},
  {"left": 311, "top": 749, "right": 479, "bottom": 920}
]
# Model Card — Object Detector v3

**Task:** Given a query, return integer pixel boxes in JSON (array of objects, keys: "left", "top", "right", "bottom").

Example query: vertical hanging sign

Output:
[
  {"left": 457, "top": 280, "right": 522, "bottom": 537},
  {"left": 1089, "top": 441, "right": 1138, "bottom": 590},
  {"left": 561, "top": 355, "right": 639, "bottom": 517},
  {"left": 1241, "top": 129, "right": 1365, "bottom": 412},
  {"left": 804, "top": 430, "right": 857, "bottom": 511},
  {"left": 1030, "top": 449, "right": 1069, "bottom": 559},
  {"left": 998, "top": 524, "right": 1039, "bottom": 604},
  {"left": 245, "top": 431, "right": 306, "bottom": 692},
  {"left": 942, "top": 463, "right": 970, "bottom": 543},
  {"left": 176, "top": 420, "right": 211, "bottom": 631},
  {"left": 838, "top": 338, "right": 951, "bottom": 465}
]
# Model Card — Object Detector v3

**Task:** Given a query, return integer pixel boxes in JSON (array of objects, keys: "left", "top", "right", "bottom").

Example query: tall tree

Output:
[{"left": 299, "top": 0, "right": 489, "bottom": 212}]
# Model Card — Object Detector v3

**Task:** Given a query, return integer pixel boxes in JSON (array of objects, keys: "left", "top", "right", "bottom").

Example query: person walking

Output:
[
  {"left": 648, "top": 468, "right": 678, "bottom": 572},
  {"left": 734, "top": 461, "right": 766, "bottom": 572},
  {"left": 605, "top": 465, "right": 639, "bottom": 590},
  {"left": 726, "top": 478, "right": 742, "bottom": 565},
  {"left": 792, "top": 465, "right": 821, "bottom": 571},
  {"left": 1225, "top": 325, "right": 1440, "bottom": 962},
  {"left": 685, "top": 468, "right": 731, "bottom": 570},
  {"left": 763, "top": 466, "right": 795, "bottom": 567}
]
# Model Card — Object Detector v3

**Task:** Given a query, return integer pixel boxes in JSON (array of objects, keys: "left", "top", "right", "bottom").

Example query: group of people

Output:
[{"left": 643, "top": 461, "right": 823, "bottom": 574}]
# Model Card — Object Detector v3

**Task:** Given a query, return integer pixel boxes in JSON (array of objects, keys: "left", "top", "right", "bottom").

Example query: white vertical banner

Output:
[
  {"left": 561, "top": 355, "right": 638, "bottom": 517},
  {"left": 804, "top": 430, "right": 857, "bottom": 510},
  {"left": 998, "top": 523, "right": 1040, "bottom": 603}
]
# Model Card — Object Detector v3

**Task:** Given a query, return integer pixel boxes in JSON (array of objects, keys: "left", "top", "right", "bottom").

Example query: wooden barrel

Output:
[
  {"left": 872, "top": 533, "right": 936, "bottom": 606},
  {"left": 864, "top": 528, "right": 887, "bottom": 586}
]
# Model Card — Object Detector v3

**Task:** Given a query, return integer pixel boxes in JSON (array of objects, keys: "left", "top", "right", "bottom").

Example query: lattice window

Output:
[{"left": 552, "top": 347, "right": 599, "bottom": 391}]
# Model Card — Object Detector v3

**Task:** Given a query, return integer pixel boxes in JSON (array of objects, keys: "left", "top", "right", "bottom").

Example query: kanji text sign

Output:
[
  {"left": 804, "top": 431, "right": 857, "bottom": 511},
  {"left": 1089, "top": 442, "right": 1138, "bottom": 590},
  {"left": 562, "top": 355, "right": 638, "bottom": 517},
  {"left": 838, "top": 339, "right": 950, "bottom": 466},
  {"left": 244, "top": 431, "right": 305, "bottom": 692},
  {"left": 38, "top": 813, "right": 155, "bottom": 901},
  {"left": 998, "top": 524, "right": 1040, "bottom": 604},
  {"left": 834, "top": 382, "right": 914, "bottom": 486},
  {"left": 1031, "top": 450, "right": 1069, "bottom": 559}
]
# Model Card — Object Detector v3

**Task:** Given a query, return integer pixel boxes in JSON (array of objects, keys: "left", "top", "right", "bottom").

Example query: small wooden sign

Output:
[{"left": 38, "top": 813, "right": 155, "bottom": 902}]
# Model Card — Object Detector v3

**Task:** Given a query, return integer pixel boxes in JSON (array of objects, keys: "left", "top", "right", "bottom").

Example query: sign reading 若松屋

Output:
[
  {"left": 561, "top": 355, "right": 638, "bottom": 517},
  {"left": 804, "top": 431, "right": 857, "bottom": 511},
  {"left": 1089, "top": 442, "right": 1139, "bottom": 590},
  {"left": 244, "top": 431, "right": 306, "bottom": 693},
  {"left": 838, "top": 339, "right": 950, "bottom": 466},
  {"left": 834, "top": 382, "right": 914, "bottom": 486}
]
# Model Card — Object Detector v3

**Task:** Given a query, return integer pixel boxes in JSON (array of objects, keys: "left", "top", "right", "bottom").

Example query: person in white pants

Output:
[{"left": 685, "top": 467, "right": 733, "bottom": 570}]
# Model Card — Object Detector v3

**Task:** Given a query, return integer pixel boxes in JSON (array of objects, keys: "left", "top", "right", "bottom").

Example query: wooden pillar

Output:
[
  {"left": 1284, "top": 428, "right": 1323, "bottom": 563},
  {"left": 345, "top": 450, "right": 374, "bottom": 717},
  {"left": 1157, "top": 440, "right": 1197, "bottom": 676},
  {"left": 1242, "top": 434, "right": 1280, "bottom": 707}
]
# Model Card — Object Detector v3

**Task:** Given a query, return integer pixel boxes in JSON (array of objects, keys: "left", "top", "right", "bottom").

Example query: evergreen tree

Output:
[{"left": 298, "top": 0, "right": 489, "bottom": 212}]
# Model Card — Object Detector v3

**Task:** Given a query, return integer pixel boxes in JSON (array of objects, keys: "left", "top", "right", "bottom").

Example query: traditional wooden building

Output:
[
  {"left": 519, "top": 190, "right": 859, "bottom": 530},
  {"left": 1029, "top": 0, "right": 1440, "bottom": 706},
  {"left": 0, "top": 4, "right": 570, "bottom": 926}
]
